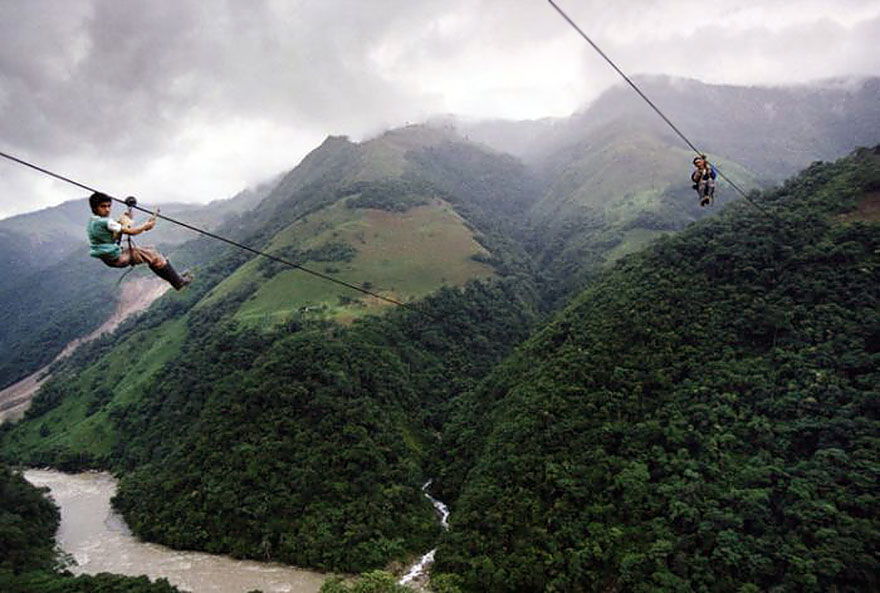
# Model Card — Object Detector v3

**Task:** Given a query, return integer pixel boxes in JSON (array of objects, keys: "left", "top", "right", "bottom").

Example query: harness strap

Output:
[
  {"left": 123, "top": 204, "right": 137, "bottom": 267},
  {"left": 117, "top": 214, "right": 137, "bottom": 286},
  {"left": 126, "top": 234, "right": 136, "bottom": 267}
]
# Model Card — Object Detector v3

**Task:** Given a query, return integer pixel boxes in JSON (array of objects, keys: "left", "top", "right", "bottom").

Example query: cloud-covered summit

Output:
[{"left": 1, "top": 0, "right": 878, "bottom": 218}]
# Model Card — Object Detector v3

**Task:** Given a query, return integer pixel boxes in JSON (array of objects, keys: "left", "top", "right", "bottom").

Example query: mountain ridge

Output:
[
  {"left": 454, "top": 76, "right": 880, "bottom": 180},
  {"left": 433, "top": 146, "right": 880, "bottom": 592},
  {"left": 1, "top": 77, "right": 879, "bottom": 589}
]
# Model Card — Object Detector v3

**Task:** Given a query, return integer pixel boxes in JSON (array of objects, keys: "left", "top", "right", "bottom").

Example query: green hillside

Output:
[
  {"left": 1, "top": 125, "right": 538, "bottom": 466},
  {"left": 0, "top": 127, "right": 543, "bottom": 574},
  {"left": 526, "top": 123, "right": 758, "bottom": 304},
  {"left": 3, "top": 98, "right": 878, "bottom": 589},
  {"left": 0, "top": 251, "right": 122, "bottom": 390},
  {"left": 95, "top": 128, "right": 542, "bottom": 573},
  {"left": 0, "top": 185, "right": 268, "bottom": 391},
  {"left": 1, "top": 317, "right": 187, "bottom": 468},
  {"left": 99, "top": 275, "right": 537, "bottom": 573},
  {"left": 460, "top": 77, "right": 880, "bottom": 306},
  {"left": 205, "top": 197, "right": 495, "bottom": 325},
  {"left": 195, "top": 125, "right": 537, "bottom": 327},
  {"left": 433, "top": 147, "right": 880, "bottom": 592}
]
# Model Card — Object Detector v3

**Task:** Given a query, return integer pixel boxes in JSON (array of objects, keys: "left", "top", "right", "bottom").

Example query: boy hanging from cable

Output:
[
  {"left": 87, "top": 192, "right": 192, "bottom": 290},
  {"left": 691, "top": 155, "right": 716, "bottom": 207}
]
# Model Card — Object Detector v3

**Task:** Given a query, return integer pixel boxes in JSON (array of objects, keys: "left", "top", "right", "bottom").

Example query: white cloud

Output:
[{"left": 1, "top": 0, "right": 878, "bottom": 218}]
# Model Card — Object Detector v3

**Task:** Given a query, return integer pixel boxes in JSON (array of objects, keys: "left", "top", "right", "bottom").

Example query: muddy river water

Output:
[{"left": 24, "top": 469, "right": 327, "bottom": 593}]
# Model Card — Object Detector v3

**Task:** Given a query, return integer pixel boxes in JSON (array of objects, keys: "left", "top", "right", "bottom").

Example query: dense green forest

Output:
[
  {"left": 1, "top": 128, "right": 544, "bottom": 574},
  {"left": 2, "top": 117, "right": 879, "bottom": 591},
  {"left": 109, "top": 277, "right": 537, "bottom": 572},
  {"left": 0, "top": 463, "right": 182, "bottom": 592},
  {"left": 432, "top": 147, "right": 880, "bottom": 592}
]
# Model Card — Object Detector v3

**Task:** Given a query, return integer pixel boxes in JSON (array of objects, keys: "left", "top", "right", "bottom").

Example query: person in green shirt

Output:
[{"left": 87, "top": 192, "right": 192, "bottom": 290}]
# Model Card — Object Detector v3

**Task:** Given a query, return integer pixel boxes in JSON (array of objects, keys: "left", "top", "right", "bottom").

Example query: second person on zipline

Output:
[
  {"left": 86, "top": 192, "right": 192, "bottom": 290},
  {"left": 691, "top": 155, "right": 716, "bottom": 207}
]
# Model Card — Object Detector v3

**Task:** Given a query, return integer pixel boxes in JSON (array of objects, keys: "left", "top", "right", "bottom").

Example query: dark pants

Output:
[{"left": 697, "top": 178, "right": 716, "bottom": 202}]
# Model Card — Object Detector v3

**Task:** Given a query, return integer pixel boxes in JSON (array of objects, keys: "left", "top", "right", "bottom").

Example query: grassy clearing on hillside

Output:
[
  {"left": 2, "top": 318, "right": 186, "bottom": 464},
  {"left": 204, "top": 198, "right": 495, "bottom": 326},
  {"left": 534, "top": 132, "right": 690, "bottom": 218}
]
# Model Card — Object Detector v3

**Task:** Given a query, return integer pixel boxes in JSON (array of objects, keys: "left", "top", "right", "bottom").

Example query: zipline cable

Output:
[
  {"left": 0, "top": 148, "right": 438, "bottom": 320},
  {"left": 546, "top": 0, "right": 779, "bottom": 221}
]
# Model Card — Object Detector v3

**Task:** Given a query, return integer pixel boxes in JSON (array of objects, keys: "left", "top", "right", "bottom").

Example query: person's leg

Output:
[
  {"left": 135, "top": 247, "right": 192, "bottom": 290},
  {"left": 698, "top": 180, "right": 710, "bottom": 206},
  {"left": 127, "top": 245, "right": 166, "bottom": 270},
  {"left": 100, "top": 253, "right": 129, "bottom": 268},
  {"left": 154, "top": 262, "right": 192, "bottom": 290},
  {"left": 105, "top": 246, "right": 191, "bottom": 289},
  {"left": 127, "top": 246, "right": 192, "bottom": 290}
]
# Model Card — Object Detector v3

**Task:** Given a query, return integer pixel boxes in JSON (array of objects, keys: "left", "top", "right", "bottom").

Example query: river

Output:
[{"left": 23, "top": 469, "right": 327, "bottom": 593}]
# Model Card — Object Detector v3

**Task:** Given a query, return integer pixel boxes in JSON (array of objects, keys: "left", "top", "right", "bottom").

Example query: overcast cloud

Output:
[{"left": 1, "top": 0, "right": 878, "bottom": 219}]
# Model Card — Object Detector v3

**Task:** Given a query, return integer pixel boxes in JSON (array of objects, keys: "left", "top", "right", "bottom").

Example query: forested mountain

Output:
[
  {"left": 461, "top": 76, "right": 880, "bottom": 180},
  {"left": 525, "top": 123, "right": 753, "bottom": 304},
  {"left": 4, "top": 78, "right": 878, "bottom": 390},
  {"left": 0, "top": 125, "right": 544, "bottom": 573},
  {"left": 462, "top": 76, "right": 880, "bottom": 302},
  {"left": 0, "top": 251, "right": 121, "bottom": 392},
  {"left": 0, "top": 201, "right": 89, "bottom": 279},
  {"left": 160, "top": 125, "right": 540, "bottom": 326},
  {"left": 432, "top": 147, "right": 880, "bottom": 592},
  {"left": 1, "top": 76, "right": 879, "bottom": 590}
]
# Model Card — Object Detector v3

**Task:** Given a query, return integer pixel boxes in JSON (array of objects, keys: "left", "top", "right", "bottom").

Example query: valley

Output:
[{"left": 2, "top": 77, "right": 879, "bottom": 593}]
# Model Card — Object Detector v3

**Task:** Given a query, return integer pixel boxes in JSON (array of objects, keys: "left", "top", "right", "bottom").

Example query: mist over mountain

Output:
[
  {"left": 4, "top": 77, "right": 876, "bottom": 369},
  {"left": 452, "top": 76, "right": 880, "bottom": 302},
  {"left": 455, "top": 76, "right": 880, "bottom": 180},
  {"left": 1, "top": 75, "right": 879, "bottom": 592}
]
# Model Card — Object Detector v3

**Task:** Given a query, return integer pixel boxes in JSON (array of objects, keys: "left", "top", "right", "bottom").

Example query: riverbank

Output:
[{"left": 24, "top": 469, "right": 327, "bottom": 593}]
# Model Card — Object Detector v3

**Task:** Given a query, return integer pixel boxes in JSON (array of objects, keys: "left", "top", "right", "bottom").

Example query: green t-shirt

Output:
[{"left": 87, "top": 215, "right": 122, "bottom": 259}]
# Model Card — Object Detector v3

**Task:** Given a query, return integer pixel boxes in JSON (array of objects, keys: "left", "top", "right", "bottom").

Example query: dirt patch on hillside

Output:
[
  {"left": 0, "top": 276, "right": 169, "bottom": 424},
  {"left": 839, "top": 191, "right": 880, "bottom": 223},
  {"left": 0, "top": 372, "right": 49, "bottom": 421},
  {"left": 58, "top": 277, "right": 170, "bottom": 358}
]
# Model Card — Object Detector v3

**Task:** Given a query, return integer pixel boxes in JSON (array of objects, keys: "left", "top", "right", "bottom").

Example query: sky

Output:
[{"left": 1, "top": 0, "right": 879, "bottom": 219}]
